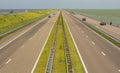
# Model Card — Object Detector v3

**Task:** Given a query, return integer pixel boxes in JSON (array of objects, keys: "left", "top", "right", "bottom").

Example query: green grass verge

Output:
[
  {"left": 34, "top": 13, "right": 84, "bottom": 73},
  {"left": 84, "top": 22, "right": 120, "bottom": 48},
  {"left": 63, "top": 16, "right": 84, "bottom": 73},
  {"left": 0, "top": 9, "right": 55, "bottom": 39},
  {"left": 34, "top": 16, "right": 58, "bottom": 73},
  {"left": 0, "top": 14, "right": 48, "bottom": 39},
  {"left": 52, "top": 14, "right": 66, "bottom": 73}
]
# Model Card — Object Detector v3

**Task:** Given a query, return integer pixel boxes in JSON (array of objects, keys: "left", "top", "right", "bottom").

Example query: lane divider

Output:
[
  {"left": 63, "top": 12, "right": 88, "bottom": 73},
  {"left": 6, "top": 59, "right": 12, "bottom": 64},
  {"left": 30, "top": 11, "right": 60, "bottom": 73},
  {"left": 101, "top": 52, "right": 106, "bottom": 56},
  {"left": 92, "top": 41, "right": 95, "bottom": 45},
  {"left": 45, "top": 13, "right": 60, "bottom": 73},
  {"left": 118, "top": 69, "right": 120, "bottom": 72}
]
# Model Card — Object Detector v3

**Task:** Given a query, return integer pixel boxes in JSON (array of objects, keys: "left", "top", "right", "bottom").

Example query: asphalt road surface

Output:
[
  {"left": 74, "top": 14, "right": 120, "bottom": 42},
  {"left": 0, "top": 11, "right": 59, "bottom": 73},
  {"left": 63, "top": 11, "right": 120, "bottom": 73}
]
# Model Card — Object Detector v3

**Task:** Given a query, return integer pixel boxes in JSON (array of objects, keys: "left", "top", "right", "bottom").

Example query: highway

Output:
[
  {"left": 0, "top": 11, "right": 59, "bottom": 73},
  {"left": 63, "top": 11, "right": 120, "bottom": 73},
  {"left": 74, "top": 14, "right": 120, "bottom": 42},
  {"left": 0, "top": 10, "right": 120, "bottom": 73}
]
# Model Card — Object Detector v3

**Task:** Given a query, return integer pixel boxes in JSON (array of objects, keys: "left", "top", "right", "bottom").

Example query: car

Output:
[
  {"left": 9, "top": 10, "right": 14, "bottom": 14},
  {"left": 110, "top": 22, "right": 112, "bottom": 25},
  {"left": 48, "top": 15, "right": 51, "bottom": 18},
  {"left": 100, "top": 22, "right": 106, "bottom": 25},
  {"left": 82, "top": 18, "right": 86, "bottom": 21}
]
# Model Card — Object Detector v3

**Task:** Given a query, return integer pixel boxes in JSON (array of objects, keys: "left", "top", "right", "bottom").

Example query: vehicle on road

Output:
[
  {"left": 48, "top": 15, "right": 51, "bottom": 18},
  {"left": 100, "top": 22, "right": 106, "bottom": 25},
  {"left": 82, "top": 18, "right": 86, "bottom": 21},
  {"left": 110, "top": 22, "right": 112, "bottom": 25}
]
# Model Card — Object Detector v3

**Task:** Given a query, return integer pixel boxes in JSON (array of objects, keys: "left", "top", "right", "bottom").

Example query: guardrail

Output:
[
  {"left": 0, "top": 15, "right": 48, "bottom": 38},
  {"left": 45, "top": 14, "right": 60, "bottom": 73},
  {"left": 45, "top": 12, "right": 74, "bottom": 73},
  {"left": 71, "top": 14, "right": 120, "bottom": 48},
  {"left": 61, "top": 13, "right": 73, "bottom": 73}
]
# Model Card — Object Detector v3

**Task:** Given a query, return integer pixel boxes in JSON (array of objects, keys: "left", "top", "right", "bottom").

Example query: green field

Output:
[
  {"left": 0, "top": 9, "right": 54, "bottom": 37},
  {"left": 67, "top": 9, "right": 120, "bottom": 27},
  {"left": 34, "top": 13, "right": 84, "bottom": 73}
]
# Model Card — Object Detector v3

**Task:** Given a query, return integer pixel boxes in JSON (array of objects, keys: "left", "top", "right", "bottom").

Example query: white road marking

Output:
[
  {"left": 21, "top": 45, "right": 24, "bottom": 48},
  {"left": 92, "top": 41, "right": 95, "bottom": 45},
  {"left": 31, "top": 12, "right": 60, "bottom": 73},
  {"left": 117, "top": 33, "right": 119, "bottom": 34},
  {"left": 0, "top": 18, "right": 46, "bottom": 50},
  {"left": 29, "top": 37, "right": 33, "bottom": 40},
  {"left": 39, "top": 30, "right": 41, "bottom": 32},
  {"left": 35, "top": 33, "right": 38, "bottom": 36},
  {"left": 82, "top": 31, "right": 84, "bottom": 33},
  {"left": 63, "top": 14, "right": 88, "bottom": 73},
  {"left": 118, "top": 69, "right": 120, "bottom": 72},
  {"left": 86, "top": 35, "right": 88, "bottom": 38},
  {"left": 101, "top": 52, "right": 106, "bottom": 56},
  {"left": 6, "top": 59, "right": 12, "bottom": 64},
  {"left": 96, "top": 26, "right": 99, "bottom": 28}
]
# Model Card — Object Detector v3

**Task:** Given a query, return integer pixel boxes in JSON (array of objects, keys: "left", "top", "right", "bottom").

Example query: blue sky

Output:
[{"left": 0, "top": 0, "right": 120, "bottom": 9}]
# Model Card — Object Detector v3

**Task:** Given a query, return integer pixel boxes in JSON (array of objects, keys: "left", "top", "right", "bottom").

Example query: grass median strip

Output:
[
  {"left": 34, "top": 16, "right": 58, "bottom": 73},
  {"left": 34, "top": 12, "right": 84, "bottom": 73},
  {"left": 0, "top": 10, "right": 55, "bottom": 39},
  {"left": 63, "top": 16, "right": 84, "bottom": 73},
  {"left": 52, "top": 15, "right": 66, "bottom": 73}
]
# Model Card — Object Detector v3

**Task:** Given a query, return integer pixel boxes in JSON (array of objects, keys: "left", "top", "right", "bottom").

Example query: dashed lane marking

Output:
[
  {"left": 86, "top": 35, "right": 88, "bottom": 38},
  {"left": 101, "top": 52, "right": 106, "bottom": 56},
  {"left": 0, "top": 19, "right": 47, "bottom": 50},
  {"left": 118, "top": 69, "right": 120, "bottom": 72},
  {"left": 63, "top": 14, "right": 88, "bottom": 73},
  {"left": 29, "top": 37, "right": 33, "bottom": 40},
  {"left": 117, "top": 33, "right": 119, "bottom": 34},
  {"left": 96, "top": 26, "right": 99, "bottom": 28},
  {"left": 21, "top": 45, "right": 24, "bottom": 48},
  {"left": 92, "top": 41, "right": 95, "bottom": 45},
  {"left": 6, "top": 59, "right": 12, "bottom": 64},
  {"left": 82, "top": 31, "right": 84, "bottom": 33},
  {"left": 35, "top": 33, "right": 38, "bottom": 36}
]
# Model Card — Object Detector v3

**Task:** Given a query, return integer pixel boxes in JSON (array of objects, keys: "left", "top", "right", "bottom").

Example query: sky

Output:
[{"left": 0, "top": 0, "right": 120, "bottom": 9}]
